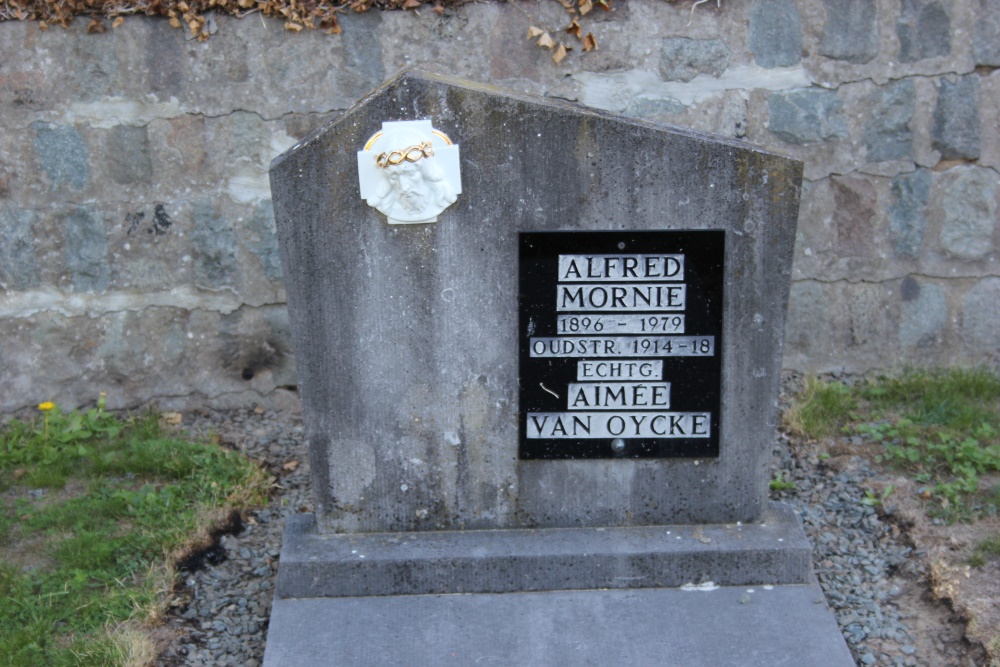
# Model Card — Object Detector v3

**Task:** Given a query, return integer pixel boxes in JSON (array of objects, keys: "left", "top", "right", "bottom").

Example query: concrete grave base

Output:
[
  {"left": 264, "top": 503, "right": 854, "bottom": 665},
  {"left": 275, "top": 503, "right": 814, "bottom": 598},
  {"left": 263, "top": 584, "right": 854, "bottom": 666}
]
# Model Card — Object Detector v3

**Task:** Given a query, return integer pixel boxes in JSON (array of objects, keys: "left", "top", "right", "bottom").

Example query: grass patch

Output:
[
  {"left": 969, "top": 534, "right": 1000, "bottom": 568},
  {"left": 785, "top": 368, "right": 1000, "bottom": 523},
  {"left": 0, "top": 397, "right": 271, "bottom": 667}
]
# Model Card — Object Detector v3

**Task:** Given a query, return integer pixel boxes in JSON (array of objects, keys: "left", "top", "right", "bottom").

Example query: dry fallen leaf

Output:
[
  {"left": 112, "top": 16, "right": 124, "bottom": 28},
  {"left": 161, "top": 411, "right": 183, "bottom": 426},
  {"left": 537, "top": 31, "right": 556, "bottom": 49},
  {"left": 553, "top": 42, "right": 568, "bottom": 63},
  {"left": 433, "top": 3, "right": 443, "bottom": 13},
  {"left": 583, "top": 32, "right": 597, "bottom": 51},
  {"left": 168, "top": 16, "right": 181, "bottom": 28},
  {"left": 403, "top": 0, "right": 420, "bottom": 9},
  {"left": 254, "top": 405, "right": 265, "bottom": 415},
  {"left": 527, "top": 25, "right": 544, "bottom": 39},
  {"left": 87, "top": 18, "right": 106, "bottom": 33},
  {"left": 579, "top": 0, "right": 593, "bottom": 15},
  {"left": 565, "top": 19, "right": 581, "bottom": 38},
  {"left": 284, "top": 20, "right": 303, "bottom": 31},
  {"left": 282, "top": 460, "right": 300, "bottom": 472}
]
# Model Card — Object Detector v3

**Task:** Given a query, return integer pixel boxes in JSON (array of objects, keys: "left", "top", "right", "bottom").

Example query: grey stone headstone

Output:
[{"left": 270, "top": 70, "right": 802, "bottom": 535}]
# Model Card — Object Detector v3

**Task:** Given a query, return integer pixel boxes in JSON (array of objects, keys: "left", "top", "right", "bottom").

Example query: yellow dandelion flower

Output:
[{"left": 38, "top": 401, "right": 56, "bottom": 412}]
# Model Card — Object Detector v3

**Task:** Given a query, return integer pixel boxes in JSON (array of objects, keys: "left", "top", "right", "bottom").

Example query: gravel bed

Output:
[{"left": 155, "top": 406, "right": 978, "bottom": 666}]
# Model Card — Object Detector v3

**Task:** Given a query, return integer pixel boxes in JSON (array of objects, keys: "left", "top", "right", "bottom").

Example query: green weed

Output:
[
  {"left": 786, "top": 368, "right": 1000, "bottom": 523},
  {"left": 0, "top": 399, "right": 272, "bottom": 667},
  {"left": 782, "top": 376, "right": 857, "bottom": 438},
  {"left": 968, "top": 533, "right": 1000, "bottom": 568},
  {"left": 769, "top": 472, "right": 796, "bottom": 492}
]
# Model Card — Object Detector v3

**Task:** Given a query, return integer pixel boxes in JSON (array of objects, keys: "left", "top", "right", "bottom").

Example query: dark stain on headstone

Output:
[{"left": 900, "top": 275, "right": 920, "bottom": 301}]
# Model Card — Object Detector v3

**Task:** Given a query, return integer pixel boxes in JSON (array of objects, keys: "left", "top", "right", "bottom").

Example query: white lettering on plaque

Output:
[
  {"left": 577, "top": 360, "right": 663, "bottom": 381},
  {"left": 557, "top": 284, "right": 686, "bottom": 311},
  {"left": 526, "top": 412, "right": 711, "bottom": 439},
  {"left": 558, "top": 255, "right": 684, "bottom": 281},
  {"left": 567, "top": 382, "right": 671, "bottom": 409}
]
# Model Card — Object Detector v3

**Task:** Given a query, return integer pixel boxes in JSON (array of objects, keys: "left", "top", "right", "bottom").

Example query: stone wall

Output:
[{"left": 1, "top": 0, "right": 997, "bottom": 413}]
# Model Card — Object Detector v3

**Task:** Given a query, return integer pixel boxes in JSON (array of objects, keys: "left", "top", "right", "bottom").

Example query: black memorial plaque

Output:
[{"left": 519, "top": 231, "right": 725, "bottom": 459}]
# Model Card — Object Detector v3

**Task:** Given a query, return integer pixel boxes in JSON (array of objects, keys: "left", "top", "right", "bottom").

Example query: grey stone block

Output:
[
  {"left": 937, "top": 167, "right": 996, "bottom": 260},
  {"left": 932, "top": 75, "right": 981, "bottom": 161},
  {"left": 275, "top": 503, "right": 813, "bottom": 599},
  {"left": 831, "top": 175, "right": 876, "bottom": 256},
  {"left": 63, "top": 206, "right": 110, "bottom": 292},
  {"left": 767, "top": 88, "right": 847, "bottom": 144},
  {"left": 888, "top": 169, "right": 931, "bottom": 259},
  {"left": 962, "top": 278, "right": 1000, "bottom": 351},
  {"left": 899, "top": 277, "right": 946, "bottom": 348},
  {"left": 263, "top": 583, "right": 855, "bottom": 667},
  {"left": 191, "top": 197, "right": 239, "bottom": 289},
  {"left": 106, "top": 125, "right": 153, "bottom": 184},
  {"left": 623, "top": 96, "right": 687, "bottom": 119},
  {"left": 973, "top": 0, "right": 1000, "bottom": 66},
  {"left": 897, "top": 0, "right": 950, "bottom": 63},
  {"left": 820, "top": 0, "right": 879, "bottom": 63},
  {"left": 246, "top": 201, "right": 283, "bottom": 281},
  {"left": 864, "top": 80, "right": 915, "bottom": 162},
  {"left": 31, "top": 122, "right": 89, "bottom": 190},
  {"left": 270, "top": 70, "right": 803, "bottom": 533},
  {"left": 659, "top": 37, "right": 731, "bottom": 82},
  {"left": 748, "top": 0, "right": 803, "bottom": 68},
  {"left": 0, "top": 205, "right": 37, "bottom": 290}
]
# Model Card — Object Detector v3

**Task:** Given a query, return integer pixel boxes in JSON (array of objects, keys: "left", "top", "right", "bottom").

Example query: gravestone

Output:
[{"left": 264, "top": 70, "right": 853, "bottom": 666}]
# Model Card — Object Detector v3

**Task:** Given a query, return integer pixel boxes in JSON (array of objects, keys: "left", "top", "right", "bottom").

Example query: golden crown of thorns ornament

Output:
[
  {"left": 358, "top": 120, "right": 462, "bottom": 226},
  {"left": 375, "top": 141, "right": 435, "bottom": 169}
]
